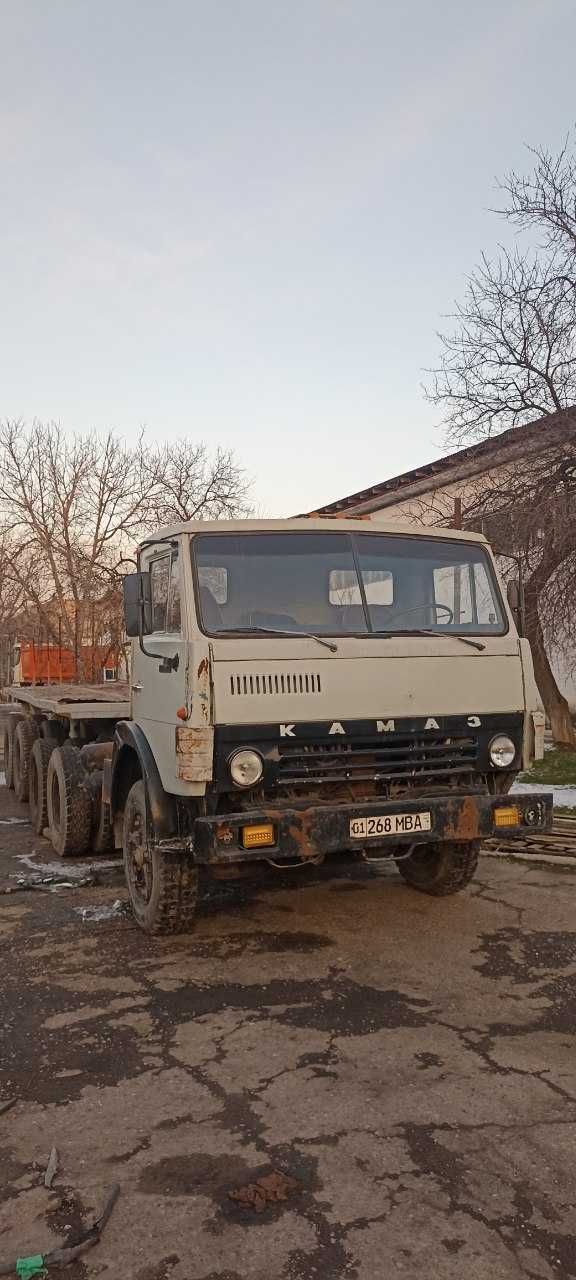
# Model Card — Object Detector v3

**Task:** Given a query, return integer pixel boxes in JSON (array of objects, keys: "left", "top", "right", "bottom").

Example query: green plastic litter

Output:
[{"left": 15, "top": 1257, "right": 46, "bottom": 1279}]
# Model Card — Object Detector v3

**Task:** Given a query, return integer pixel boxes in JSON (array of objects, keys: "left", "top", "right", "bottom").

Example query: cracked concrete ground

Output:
[{"left": 1, "top": 783, "right": 576, "bottom": 1280}]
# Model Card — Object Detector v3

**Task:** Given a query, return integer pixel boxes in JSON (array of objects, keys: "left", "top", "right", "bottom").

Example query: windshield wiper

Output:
[
  {"left": 227, "top": 625, "right": 338, "bottom": 653},
  {"left": 374, "top": 629, "right": 486, "bottom": 652}
]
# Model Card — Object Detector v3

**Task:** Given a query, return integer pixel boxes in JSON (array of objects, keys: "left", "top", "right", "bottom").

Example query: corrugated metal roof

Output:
[{"left": 313, "top": 410, "right": 576, "bottom": 515}]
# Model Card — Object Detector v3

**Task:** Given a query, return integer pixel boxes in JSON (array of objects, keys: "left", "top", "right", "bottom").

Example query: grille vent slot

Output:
[
  {"left": 277, "top": 733, "right": 478, "bottom": 784},
  {"left": 229, "top": 672, "right": 322, "bottom": 696}
]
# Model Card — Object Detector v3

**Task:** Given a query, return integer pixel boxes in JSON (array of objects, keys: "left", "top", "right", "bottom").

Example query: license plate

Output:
[{"left": 350, "top": 812, "right": 432, "bottom": 839}]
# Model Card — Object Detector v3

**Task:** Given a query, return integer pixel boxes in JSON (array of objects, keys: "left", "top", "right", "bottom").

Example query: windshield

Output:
[{"left": 193, "top": 531, "right": 507, "bottom": 637}]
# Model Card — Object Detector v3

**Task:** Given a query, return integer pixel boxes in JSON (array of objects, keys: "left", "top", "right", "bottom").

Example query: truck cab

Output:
[{"left": 113, "top": 516, "right": 551, "bottom": 932}]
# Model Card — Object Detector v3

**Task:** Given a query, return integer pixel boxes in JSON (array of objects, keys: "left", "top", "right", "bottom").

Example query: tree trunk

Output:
[{"left": 524, "top": 587, "right": 576, "bottom": 749}]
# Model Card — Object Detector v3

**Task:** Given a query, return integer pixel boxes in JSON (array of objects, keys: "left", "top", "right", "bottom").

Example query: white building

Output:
[{"left": 314, "top": 410, "right": 576, "bottom": 710}]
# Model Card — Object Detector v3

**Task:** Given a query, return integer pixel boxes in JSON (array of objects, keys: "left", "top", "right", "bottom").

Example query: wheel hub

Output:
[{"left": 127, "top": 813, "right": 153, "bottom": 904}]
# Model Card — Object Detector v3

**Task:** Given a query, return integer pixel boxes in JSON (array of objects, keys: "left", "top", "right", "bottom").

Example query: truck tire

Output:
[
  {"left": 94, "top": 800, "right": 114, "bottom": 853},
  {"left": 85, "top": 770, "right": 114, "bottom": 853},
  {"left": 29, "top": 739, "right": 54, "bottom": 835},
  {"left": 397, "top": 840, "right": 479, "bottom": 896},
  {"left": 3, "top": 724, "right": 14, "bottom": 789},
  {"left": 13, "top": 719, "right": 38, "bottom": 803},
  {"left": 47, "top": 744, "right": 92, "bottom": 857},
  {"left": 5, "top": 712, "right": 25, "bottom": 791},
  {"left": 123, "top": 780, "right": 198, "bottom": 934}
]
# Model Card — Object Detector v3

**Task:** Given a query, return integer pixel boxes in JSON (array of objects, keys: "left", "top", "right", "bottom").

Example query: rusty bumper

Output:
[{"left": 192, "top": 791, "right": 553, "bottom": 865}]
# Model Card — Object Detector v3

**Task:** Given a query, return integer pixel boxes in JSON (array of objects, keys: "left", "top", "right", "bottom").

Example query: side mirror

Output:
[
  {"left": 506, "top": 579, "right": 523, "bottom": 632},
  {"left": 123, "top": 572, "right": 152, "bottom": 638}
]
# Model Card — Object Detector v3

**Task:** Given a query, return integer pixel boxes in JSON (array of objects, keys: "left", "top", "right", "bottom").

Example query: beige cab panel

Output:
[{"left": 213, "top": 651, "right": 525, "bottom": 726}]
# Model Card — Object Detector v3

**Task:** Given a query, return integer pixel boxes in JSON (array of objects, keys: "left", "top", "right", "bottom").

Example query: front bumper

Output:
[{"left": 193, "top": 791, "right": 553, "bottom": 864}]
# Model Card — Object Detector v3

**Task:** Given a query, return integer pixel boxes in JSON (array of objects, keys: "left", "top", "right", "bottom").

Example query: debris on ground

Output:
[
  {"left": 228, "top": 1170, "right": 301, "bottom": 1212},
  {"left": 44, "top": 1148, "right": 59, "bottom": 1189},
  {"left": 16, "top": 854, "right": 122, "bottom": 880},
  {"left": 0, "top": 818, "right": 30, "bottom": 826},
  {"left": 14, "top": 1255, "right": 45, "bottom": 1279},
  {"left": 0, "top": 1183, "right": 120, "bottom": 1276},
  {"left": 76, "top": 900, "right": 130, "bottom": 923},
  {"left": 0, "top": 1100, "right": 16, "bottom": 1117},
  {"left": 3, "top": 876, "right": 94, "bottom": 895}
]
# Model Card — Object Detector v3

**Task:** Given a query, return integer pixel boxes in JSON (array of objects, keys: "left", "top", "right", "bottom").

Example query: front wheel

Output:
[
  {"left": 397, "top": 840, "right": 479, "bottom": 896},
  {"left": 122, "top": 780, "right": 199, "bottom": 934}
]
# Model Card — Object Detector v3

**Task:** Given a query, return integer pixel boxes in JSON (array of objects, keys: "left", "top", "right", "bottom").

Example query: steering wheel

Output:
[{"left": 390, "top": 602, "right": 455, "bottom": 625}]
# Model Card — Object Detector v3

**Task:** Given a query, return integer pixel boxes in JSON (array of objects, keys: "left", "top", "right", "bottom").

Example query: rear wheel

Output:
[
  {"left": 85, "top": 771, "right": 114, "bottom": 853},
  {"left": 5, "top": 713, "right": 24, "bottom": 790},
  {"left": 47, "top": 744, "right": 92, "bottom": 857},
  {"left": 29, "top": 739, "right": 54, "bottom": 834},
  {"left": 3, "top": 724, "right": 14, "bottom": 789},
  {"left": 13, "top": 719, "right": 38, "bottom": 803},
  {"left": 123, "top": 780, "right": 198, "bottom": 934},
  {"left": 397, "top": 840, "right": 479, "bottom": 896}
]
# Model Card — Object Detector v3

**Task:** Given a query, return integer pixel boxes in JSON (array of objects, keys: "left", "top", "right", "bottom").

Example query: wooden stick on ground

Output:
[{"left": 0, "top": 1183, "right": 120, "bottom": 1275}]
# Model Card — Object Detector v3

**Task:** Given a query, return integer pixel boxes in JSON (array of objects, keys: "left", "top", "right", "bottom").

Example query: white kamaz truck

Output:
[{"left": 3, "top": 517, "right": 551, "bottom": 933}]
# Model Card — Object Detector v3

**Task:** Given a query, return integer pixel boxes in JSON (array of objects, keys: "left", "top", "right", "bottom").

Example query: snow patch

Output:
[
  {"left": 16, "top": 852, "right": 121, "bottom": 880},
  {"left": 511, "top": 781, "right": 576, "bottom": 808},
  {"left": 76, "top": 900, "right": 129, "bottom": 922}
]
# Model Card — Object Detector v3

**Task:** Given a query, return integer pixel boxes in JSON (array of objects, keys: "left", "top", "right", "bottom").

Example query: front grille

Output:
[{"left": 277, "top": 733, "right": 478, "bottom": 786}]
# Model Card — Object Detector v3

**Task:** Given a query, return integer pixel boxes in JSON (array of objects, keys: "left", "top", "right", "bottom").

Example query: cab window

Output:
[{"left": 150, "top": 551, "right": 181, "bottom": 634}]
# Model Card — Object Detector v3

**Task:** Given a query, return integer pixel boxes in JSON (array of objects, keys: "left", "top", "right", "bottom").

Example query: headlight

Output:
[
  {"left": 229, "top": 749, "right": 264, "bottom": 788},
  {"left": 489, "top": 735, "right": 516, "bottom": 769}
]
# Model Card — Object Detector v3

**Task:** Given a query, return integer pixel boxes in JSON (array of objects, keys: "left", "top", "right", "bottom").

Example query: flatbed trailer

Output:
[
  {"left": 1, "top": 683, "right": 131, "bottom": 858},
  {"left": 3, "top": 683, "right": 130, "bottom": 723}
]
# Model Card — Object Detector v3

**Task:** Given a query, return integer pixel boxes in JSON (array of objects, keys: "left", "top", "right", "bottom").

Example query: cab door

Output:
[{"left": 130, "top": 542, "right": 188, "bottom": 789}]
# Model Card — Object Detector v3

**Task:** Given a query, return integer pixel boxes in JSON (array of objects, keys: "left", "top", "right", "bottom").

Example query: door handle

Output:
[{"left": 132, "top": 683, "right": 143, "bottom": 693}]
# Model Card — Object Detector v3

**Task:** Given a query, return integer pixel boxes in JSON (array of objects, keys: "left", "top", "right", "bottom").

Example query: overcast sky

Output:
[{"left": 1, "top": 0, "right": 575, "bottom": 515}]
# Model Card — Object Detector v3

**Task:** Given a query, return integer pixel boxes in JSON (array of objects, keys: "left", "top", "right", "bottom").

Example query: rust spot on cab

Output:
[
  {"left": 215, "top": 823, "right": 234, "bottom": 845},
  {"left": 264, "top": 805, "right": 324, "bottom": 862},
  {"left": 196, "top": 656, "right": 211, "bottom": 724},
  {"left": 444, "top": 795, "right": 480, "bottom": 841},
  {"left": 175, "top": 725, "right": 214, "bottom": 782}
]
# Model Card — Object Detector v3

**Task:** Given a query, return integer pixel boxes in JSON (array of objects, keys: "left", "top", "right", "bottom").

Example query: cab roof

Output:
[{"left": 140, "top": 515, "right": 488, "bottom": 548}]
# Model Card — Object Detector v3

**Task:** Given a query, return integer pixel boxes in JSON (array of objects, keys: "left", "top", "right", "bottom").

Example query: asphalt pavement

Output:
[{"left": 1, "top": 782, "right": 575, "bottom": 1280}]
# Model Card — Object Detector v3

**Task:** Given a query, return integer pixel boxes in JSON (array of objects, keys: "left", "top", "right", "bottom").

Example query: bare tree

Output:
[
  {"left": 427, "top": 250, "right": 576, "bottom": 445},
  {"left": 145, "top": 440, "right": 252, "bottom": 525},
  {"left": 425, "top": 135, "right": 576, "bottom": 745},
  {"left": 497, "top": 138, "right": 576, "bottom": 258},
  {"left": 427, "top": 135, "right": 576, "bottom": 446},
  {"left": 456, "top": 414, "right": 576, "bottom": 746},
  {"left": 0, "top": 421, "right": 251, "bottom": 680}
]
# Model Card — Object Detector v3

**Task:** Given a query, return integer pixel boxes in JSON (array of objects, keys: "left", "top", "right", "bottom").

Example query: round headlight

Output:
[
  {"left": 489, "top": 734, "right": 516, "bottom": 769},
  {"left": 229, "top": 748, "right": 264, "bottom": 788}
]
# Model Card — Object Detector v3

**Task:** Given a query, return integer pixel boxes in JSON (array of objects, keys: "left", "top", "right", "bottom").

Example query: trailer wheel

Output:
[
  {"left": 94, "top": 800, "right": 114, "bottom": 853},
  {"left": 397, "top": 840, "right": 480, "bottom": 896},
  {"left": 47, "top": 744, "right": 92, "bottom": 857},
  {"left": 13, "top": 719, "right": 38, "bottom": 803},
  {"left": 4, "top": 713, "right": 25, "bottom": 792},
  {"left": 29, "top": 739, "right": 54, "bottom": 834},
  {"left": 3, "top": 724, "right": 14, "bottom": 789},
  {"left": 123, "top": 780, "right": 198, "bottom": 934},
  {"left": 85, "top": 771, "right": 114, "bottom": 853}
]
